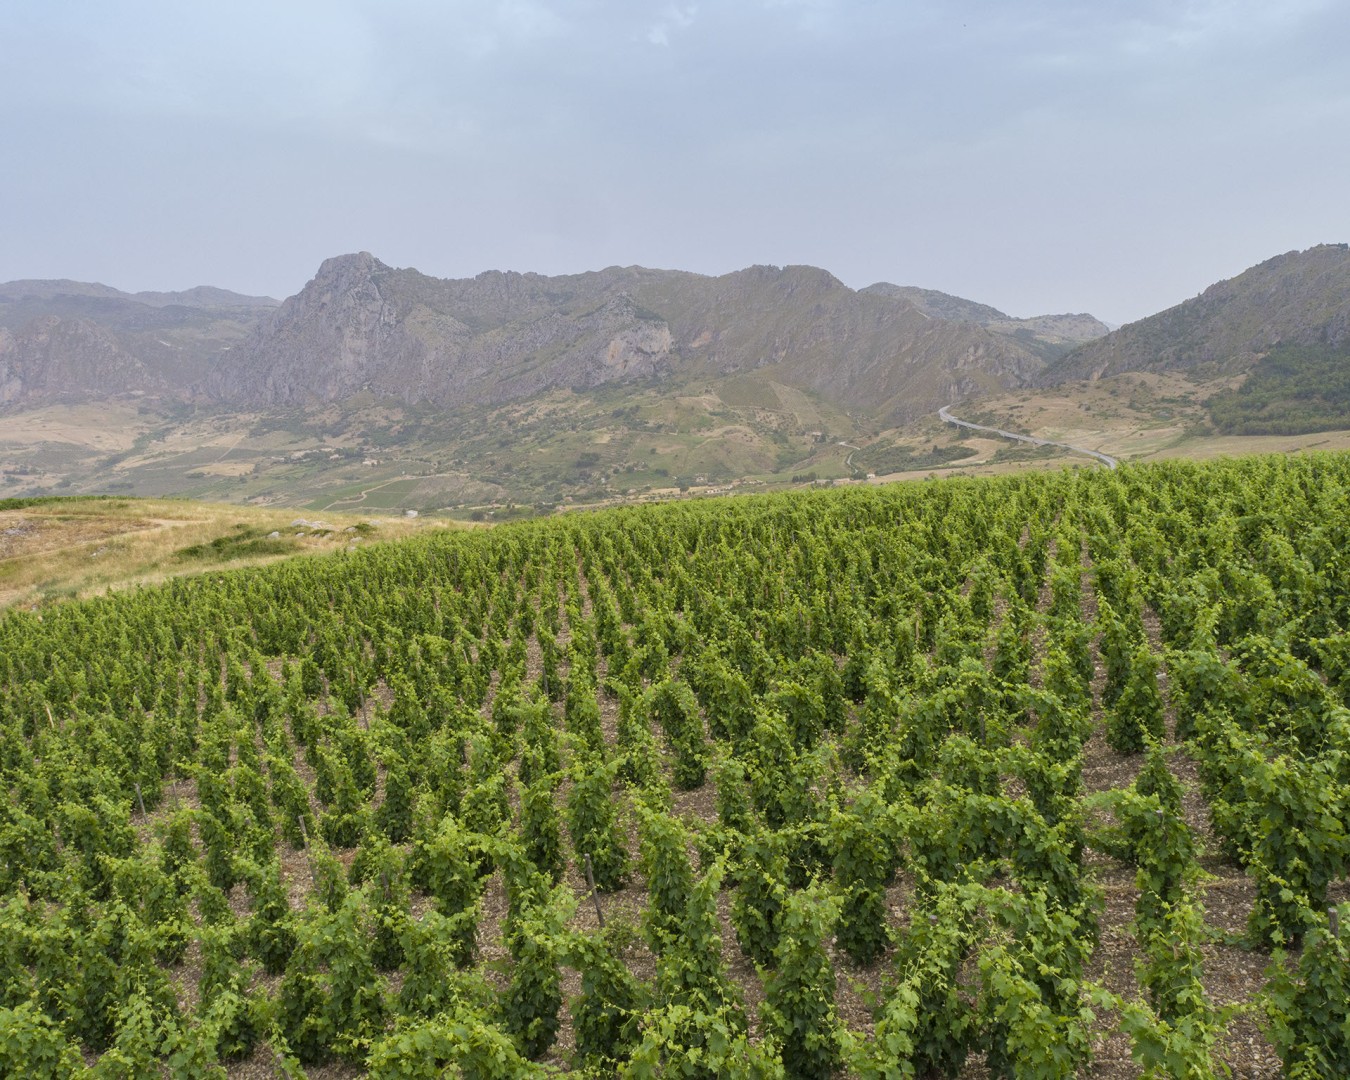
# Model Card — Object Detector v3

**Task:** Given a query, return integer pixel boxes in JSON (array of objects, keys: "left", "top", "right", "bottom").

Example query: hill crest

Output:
[{"left": 1042, "top": 243, "right": 1350, "bottom": 383}]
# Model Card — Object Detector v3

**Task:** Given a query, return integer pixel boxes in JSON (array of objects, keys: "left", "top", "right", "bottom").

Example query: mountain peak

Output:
[
  {"left": 726, "top": 263, "right": 846, "bottom": 291},
  {"left": 312, "top": 251, "right": 390, "bottom": 284}
]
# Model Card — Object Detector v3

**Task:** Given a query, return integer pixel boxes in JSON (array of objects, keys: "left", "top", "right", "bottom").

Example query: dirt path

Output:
[
  {"left": 211, "top": 430, "right": 251, "bottom": 464},
  {"left": 318, "top": 476, "right": 408, "bottom": 512}
]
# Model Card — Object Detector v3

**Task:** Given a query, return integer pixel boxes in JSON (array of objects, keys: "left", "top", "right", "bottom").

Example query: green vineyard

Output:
[{"left": 3, "top": 454, "right": 1350, "bottom": 1078}]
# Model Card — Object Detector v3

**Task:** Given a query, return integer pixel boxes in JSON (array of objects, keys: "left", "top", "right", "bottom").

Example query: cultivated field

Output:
[{"left": 2, "top": 456, "right": 1348, "bottom": 1076}]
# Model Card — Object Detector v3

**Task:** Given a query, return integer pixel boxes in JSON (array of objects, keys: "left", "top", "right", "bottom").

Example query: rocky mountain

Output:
[
  {"left": 860, "top": 283, "right": 1109, "bottom": 363},
  {"left": 11, "top": 245, "right": 1350, "bottom": 426},
  {"left": 206, "top": 254, "right": 1097, "bottom": 424},
  {"left": 1, "top": 255, "right": 1111, "bottom": 424},
  {"left": 860, "top": 283, "right": 1006, "bottom": 325},
  {"left": 0, "top": 280, "right": 277, "bottom": 407},
  {"left": 206, "top": 253, "right": 678, "bottom": 410},
  {"left": 1041, "top": 244, "right": 1350, "bottom": 384},
  {"left": 7, "top": 245, "right": 1348, "bottom": 511}
]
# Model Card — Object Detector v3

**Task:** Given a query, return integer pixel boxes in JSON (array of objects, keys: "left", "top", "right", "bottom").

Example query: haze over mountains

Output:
[
  {"left": 7, "top": 244, "right": 1346, "bottom": 432},
  {"left": 215, "top": 255, "right": 1108, "bottom": 422},
  {"left": 1, "top": 255, "right": 1108, "bottom": 424},
  {"left": 1, "top": 244, "right": 1346, "bottom": 513}
]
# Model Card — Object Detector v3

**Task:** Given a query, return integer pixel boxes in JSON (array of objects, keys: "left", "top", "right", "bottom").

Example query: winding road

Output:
[{"left": 938, "top": 406, "right": 1118, "bottom": 470}]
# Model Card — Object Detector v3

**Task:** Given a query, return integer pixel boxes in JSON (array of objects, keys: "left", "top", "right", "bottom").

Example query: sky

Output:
[{"left": 3, "top": 1, "right": 1348, "bottom": 325}]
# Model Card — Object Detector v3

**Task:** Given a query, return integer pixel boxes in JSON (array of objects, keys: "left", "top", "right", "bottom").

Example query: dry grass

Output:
[
  {"left": 0, "top": 400, "right": 156, "bottom": 452},
  {"left": 0, "top": 497, "right": 444, "bottom": 610}
]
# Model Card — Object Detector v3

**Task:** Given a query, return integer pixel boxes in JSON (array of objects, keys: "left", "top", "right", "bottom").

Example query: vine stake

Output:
[
  {"left": 584, "top": 853, "right": 605, "bottom": 928},
  {"left": 297, "top": 815, "right": 317, "bottom": 885}
]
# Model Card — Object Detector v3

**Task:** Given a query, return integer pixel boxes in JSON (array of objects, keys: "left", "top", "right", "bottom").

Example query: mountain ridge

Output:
[
  {"left": 6, "top": 243, "right": 1346, "bottom": 434},
  {"left": 1041, "top": 243, "right": 1350, "bottom": 384},
  {"left": 2, "top": 244, "right": 1348, "bottom": 512},
  {"left": 0, "top": 279, "right": 278, "bottom": 308},
  {"left": 200, "top": 253, "right": 1089, "bottom": 424},
  {"left": 0, "top": 279, "right": 279, "bottom": 407},
  {"left": 0, "top": 256, "right": 1111, "bottom": 422}
]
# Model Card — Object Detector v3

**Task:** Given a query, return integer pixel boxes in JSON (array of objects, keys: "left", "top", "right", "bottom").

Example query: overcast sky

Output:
[{"left": 4, "top": 1, "right": 1347, "bottom": 324}]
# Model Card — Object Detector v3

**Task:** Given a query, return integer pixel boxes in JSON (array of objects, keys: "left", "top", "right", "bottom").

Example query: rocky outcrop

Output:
[{"left": 208, "top": 254, "right": 687, "bottom": 408}]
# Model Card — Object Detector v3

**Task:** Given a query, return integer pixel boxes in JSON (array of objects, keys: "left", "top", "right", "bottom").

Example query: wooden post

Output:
[
  {"left": 584, "top": 854, "right": 605, "bottom": 929},
  {"left": 1330, "top": 906, "right": 1340, "bottom": 940},
  {"left": 134, "top": 782, "right": 147, "bottom": 818},
  {"left": 297, "top": 816, "right": 316, "bottom": 887}
]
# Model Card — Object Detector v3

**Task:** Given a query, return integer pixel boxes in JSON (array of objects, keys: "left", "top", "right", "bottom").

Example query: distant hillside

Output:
[
  {"left": 205, "top": 254, "right": 1098, "bottom": 424},
  {"left": 0, "top": 280, "right": 277, "bottom": 308},
  {"left": 860, "top": 283, "right": 1109, "bottom": 363},
  {"left": 7, "top": 246, "right": 1350, "bottom": 510},
  {"left": 860, "top": 283, "right": 1007, "bottom": 324},
  {"left": 1042, "top": 244, "right": 1350, "bottom": 384},
  {"left": 0, "top": 281, "right": 277, "bottom": 407},
  {"left": 1207, "top": 341, "right": 1350, "bottom": 435},
  {"left": 0, "top": 258, "right": 1108, "bottom": 425}
]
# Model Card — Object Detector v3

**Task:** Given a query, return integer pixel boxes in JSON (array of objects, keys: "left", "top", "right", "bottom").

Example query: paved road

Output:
[
  {"left": 938, "top": 406, "right": 1118, "bottom": 470},
  {"left": 837, "top": 440, "right": 861, "bottom": 471}
]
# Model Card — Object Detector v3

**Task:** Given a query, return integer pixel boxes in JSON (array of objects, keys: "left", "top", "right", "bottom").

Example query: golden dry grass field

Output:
[{"left": 0, "top": 498, "right": 442, "bottom": 611}]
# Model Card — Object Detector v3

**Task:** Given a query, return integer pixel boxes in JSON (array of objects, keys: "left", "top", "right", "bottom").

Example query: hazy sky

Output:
[{"left": 4, "top": 1, "right": 1347, "bottom": 324}]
